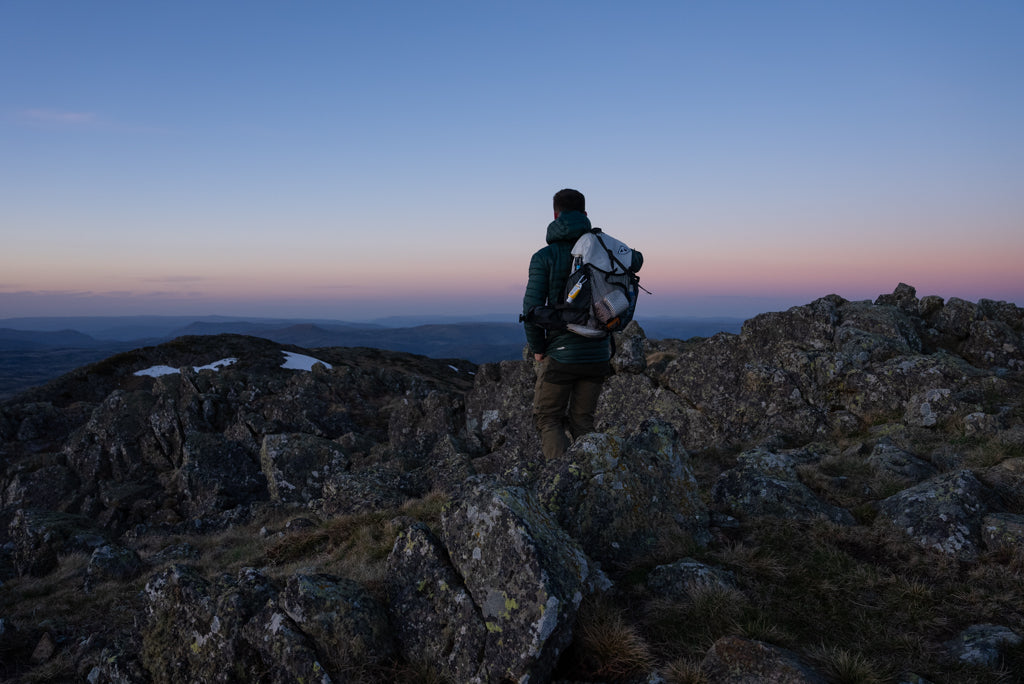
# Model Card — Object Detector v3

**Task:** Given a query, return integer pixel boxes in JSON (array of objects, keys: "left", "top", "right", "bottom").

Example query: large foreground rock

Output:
[
  {"left": 385, "top": 523, "right": 487, "bottom": 681},
  {"left": 875, "top": 469, "right": 992, "bottom": 558},
  {"left": 536, "top": 418, "right": 710, "bottom": 566},
  {"left": 424, "top": 476, "right": 596, "bottom": 682}
]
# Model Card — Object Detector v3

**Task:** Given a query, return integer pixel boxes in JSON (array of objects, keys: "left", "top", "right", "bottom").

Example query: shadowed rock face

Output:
[
  {"left": 536, "top": 419, "right": 710, "bottom": 566},
  {"left": 1, "top": 286, "right": 1023, "bottom": 681}
]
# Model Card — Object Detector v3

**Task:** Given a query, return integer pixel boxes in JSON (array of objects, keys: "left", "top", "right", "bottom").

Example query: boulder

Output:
[
  {"left": 176, "top": 433, "right": 267, "bottom": 518},
  {"left": 711, "top": 449, "right": 855, "bottom": 525},
  {"left": 980, "top": 512, "right": 1024, "bottom": 552},
  {"left": 943, "top": 624, "right": 1023, "bottom": 668},
  {"left": 142, "top": 565, "right": 333, "bottom": 683},
  {"left": 876, "top": 470, "right": 991, "bottom": 558},
  {"left": 63, "top": 390, "right": 162, "bottom": 484},
  {"left": 87, "top": 544, "right": 145, "bottom": 583},
  {"left": 279, "top": 573, "right": 394, "bottom": 671},
  {"left": 317, "top": 464, "right": 422, "bottom": 516},
  {"left": 1, "top": 458, "right": 79, "bottom": 511},
  {"left": 929, "top": 297, "right": 979, "bottom": 340},
  {"left": 645, "top": 558, "right": 736, "bottom": 600},
  {"left": 386, "top": 389, "right": 466, "bottom": 462},
  {"left": 239, "top": 603, "right": 331, "bottom": 684},
  {"left": 142, "top": 564, "right": 241, "bottom": 683},
  {"left": 385, "top": 523, "right": 486, "bottom": 681},
  {"left": 874, "top": 282, "right": 919, "bottom": 314},
  {"left": 700, "top": 636, "right": 828, "bottom": 683},
  {"left": 8, "top": 509, "right": 108, "bottom": 577},
  {"left": 866, "top": 442, "right": 937, "bottom": 484},
  {"left": 536, "top": 419, "right": 709, "bottom": 566},
  {"left": 440, "top": 476, "right": 595, "bottom": 683},
  {"left": 259, "top": 433, "right": 350, "bottom": 503},
  {"left": 962, "top": 320, "right": 1024, "bottom": 370},
  {"left": 13, "top": 402, "right": 72, "bottom": 445},
  {"left": 464, "top": 360, "right": 540, "bottom": 466},
  {"left": 611, "top": 320, "right": 647, "bottom": 374},
  {"left": 596, "top": 371, "right": 695, "bottom": 443}
]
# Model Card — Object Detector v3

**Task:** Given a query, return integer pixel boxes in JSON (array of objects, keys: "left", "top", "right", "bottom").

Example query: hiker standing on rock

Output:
[{"left": 522, "top": 188, "right": 644, "bottom": 460}]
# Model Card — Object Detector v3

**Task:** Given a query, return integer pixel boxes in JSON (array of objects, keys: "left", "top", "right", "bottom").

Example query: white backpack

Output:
[{"left": 561, "top": 229, "right": 643, "bottom": 337}]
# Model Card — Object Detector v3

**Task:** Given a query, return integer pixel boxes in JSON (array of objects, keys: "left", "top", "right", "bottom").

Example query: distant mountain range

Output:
[{"left": 0, "top": 315, "right": 744, "bottom": 399}]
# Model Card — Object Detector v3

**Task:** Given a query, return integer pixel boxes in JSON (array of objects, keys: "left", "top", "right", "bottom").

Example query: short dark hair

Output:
[{"left": 553, "top": 188, "right": 585, "bottom": 214}]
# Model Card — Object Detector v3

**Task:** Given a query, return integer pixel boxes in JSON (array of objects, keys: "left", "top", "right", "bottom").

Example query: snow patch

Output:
[
  {"left": 194, "top": 358, "right": 238, "bottom": 372},
  {"left": 133, "top": 365, "right": 180, "bottom": 378},
  {"left": 133, "top": 358, "right": 238, "bottom": 378},
  {"left": 281, "top": 351, "right": 332, "bottom": 371}
]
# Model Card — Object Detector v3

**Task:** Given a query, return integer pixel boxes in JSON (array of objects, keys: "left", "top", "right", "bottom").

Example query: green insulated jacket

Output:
[{"left": 523, "top": 210, "right": 643, "bottom": 364}]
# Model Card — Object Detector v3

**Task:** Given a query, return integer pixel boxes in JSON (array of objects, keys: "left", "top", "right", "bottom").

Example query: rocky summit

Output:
[{"left": 1, "top": 284, "right": 1023, "bottom": 683}]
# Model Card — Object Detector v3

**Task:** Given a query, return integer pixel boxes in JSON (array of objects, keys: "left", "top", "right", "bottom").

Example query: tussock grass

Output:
[
  {"left": 705, "top": 517, "right": 1024, "bottom": 681},
  {"left": 264, "top": 490, "right": 448, "bottom": 588},
  {"left": 568, "top": 596, "right": 655, "bottom": 680},
  {"left": 660, "top": 657, "right": 709, "bottom": 684},
  {"left": 387, "top": 661, "right": 453, "bottom": 684},
  {"left": 1, "top": 552, "right": 135, "bottom": 628},
  {"left": 809, "top": 645, "right": 889, "bottom": 684},
  {"left": 14, "top": 650, "right": 78, "bottom": 684},
  {"left": 0, "top": 552, "right": 148, "bottom": 683},
  {"left": 737, "top": 614, "right": 795, "bottom": 647},
  {"left": 641, "top": 581, "right": 751, "bottom": 660},
  {"left": 2, "top": 491, "right": 452, "bottom": 682}
]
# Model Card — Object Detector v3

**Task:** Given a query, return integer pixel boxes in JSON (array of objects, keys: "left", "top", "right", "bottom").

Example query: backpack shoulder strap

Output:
[
  {"left": 592, "top": 228, "right": 652, "bottom": 294},
  {"left": 592, "top": 230, "right": 633, "bottom": 274}
]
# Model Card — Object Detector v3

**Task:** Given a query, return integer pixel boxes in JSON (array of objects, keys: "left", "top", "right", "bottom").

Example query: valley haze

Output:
[{"left": 0, "top": 313, "right": 744, "bottom": 400}]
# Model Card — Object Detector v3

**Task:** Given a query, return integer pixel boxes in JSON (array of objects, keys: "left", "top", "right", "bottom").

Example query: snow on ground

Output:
[
  {"left": 194, "top": 358, "right": 238, "bottom": 372},
  {"left": 281, "top": 351, "right": 332, "bottom": 371},
  {"left": 133, "top": 358, "right": 238, "bottom": 378},
  {"left": 134, "top": 352, "right": 330, "bottom": 376},
  {"left": 133, "top": 365, "right": 181, "bottom": 378}
]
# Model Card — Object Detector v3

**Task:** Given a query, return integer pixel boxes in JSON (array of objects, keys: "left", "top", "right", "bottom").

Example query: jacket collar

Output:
[{"left": 545, "top": 210, "right": 592, "bottom": 245}]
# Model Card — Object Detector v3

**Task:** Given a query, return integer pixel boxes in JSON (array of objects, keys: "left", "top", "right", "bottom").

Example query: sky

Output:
[{"left": 2, "top": 1, "right": 1022, "bottom": 322}]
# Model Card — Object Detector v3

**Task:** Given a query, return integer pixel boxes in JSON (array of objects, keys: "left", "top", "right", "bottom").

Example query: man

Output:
[{"left": 523, "top": 188, "right": 644, "bottom": 460}]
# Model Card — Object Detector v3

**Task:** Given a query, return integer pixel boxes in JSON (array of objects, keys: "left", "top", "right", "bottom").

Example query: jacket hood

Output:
[{"left": 545, "top": 210, "right": 592, "bottom": 245}]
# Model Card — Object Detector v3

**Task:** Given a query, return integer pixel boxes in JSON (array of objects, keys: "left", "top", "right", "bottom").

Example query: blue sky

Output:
[{"left": 2, "top": 1, "right": 1022, "bottom": 321}]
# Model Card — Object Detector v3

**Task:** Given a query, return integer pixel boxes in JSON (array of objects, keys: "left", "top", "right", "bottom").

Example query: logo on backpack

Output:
[{"left": 521, "top": 228, "right": 647, "bottom": 338}]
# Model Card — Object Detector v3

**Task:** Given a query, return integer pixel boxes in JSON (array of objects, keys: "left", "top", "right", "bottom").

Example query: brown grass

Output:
[
  {"left": 571, "top": 597, "right": 655, "bottom": 679},
  {"left": 660, "top": 657, "right": 709, "bottom": 684}
]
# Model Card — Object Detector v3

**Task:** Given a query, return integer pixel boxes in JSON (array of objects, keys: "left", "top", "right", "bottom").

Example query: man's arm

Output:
[{"left": 523, "top": 248, "right": 550, "bottom": 358}]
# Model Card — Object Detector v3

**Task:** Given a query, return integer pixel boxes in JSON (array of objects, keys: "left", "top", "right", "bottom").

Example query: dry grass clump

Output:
[
  {"left": 659, "top": 657, "right": 709, "bottom": 684},
  {"left": 698, "top": 516, "right": 1024, "bottom": 680},
  {"left": 3, "top": 490, "right": 453, "bottom": 682},
  {"left": 387, "top": 661, "right": 453, "bottom": 684},
  {"left": 263, "top": 490, "right": 448, "bottom": 587},
  {"left": 567, "top": 596, "right": 655, "bottom": 680},
  {"left": 649, "top": 589, "right": 747, "bottom": 655},
  {"left": 962, "top": 439, "right": 1022, "bottom": 469},
  {"left": 0, "top": 551, "right": 149, "bottom": 682},
  {"left": 809, "top": 645, "right": 889, "bottom": 684},
  {"left": 2, "top": 551, "right": 143, "bottom": 630},
  {"left": 13, "top": 649, "right": 78, "bottom": 684}
]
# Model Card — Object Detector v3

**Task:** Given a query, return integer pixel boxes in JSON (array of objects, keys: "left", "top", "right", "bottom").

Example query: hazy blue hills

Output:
[
  {"left": 0, "top": 315, "right": 744, "bottom": 399},
  {"left": 0, "top": 328, "right": 105, "bottom": 351}
]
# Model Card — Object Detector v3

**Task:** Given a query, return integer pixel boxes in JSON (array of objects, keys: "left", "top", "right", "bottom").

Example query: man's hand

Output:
[{"left": 534, "top": 353, "right": 545, "bottom": 362}]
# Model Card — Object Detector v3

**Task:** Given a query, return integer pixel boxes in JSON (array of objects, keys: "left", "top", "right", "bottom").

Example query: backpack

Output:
[{"left": 521, "top": 228, "right": 645, "bottom": 338}]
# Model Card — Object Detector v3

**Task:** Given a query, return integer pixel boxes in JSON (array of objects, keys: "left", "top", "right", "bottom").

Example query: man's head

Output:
[{"left": 553, "top": 188, "right": 585, "bottom": 216}]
